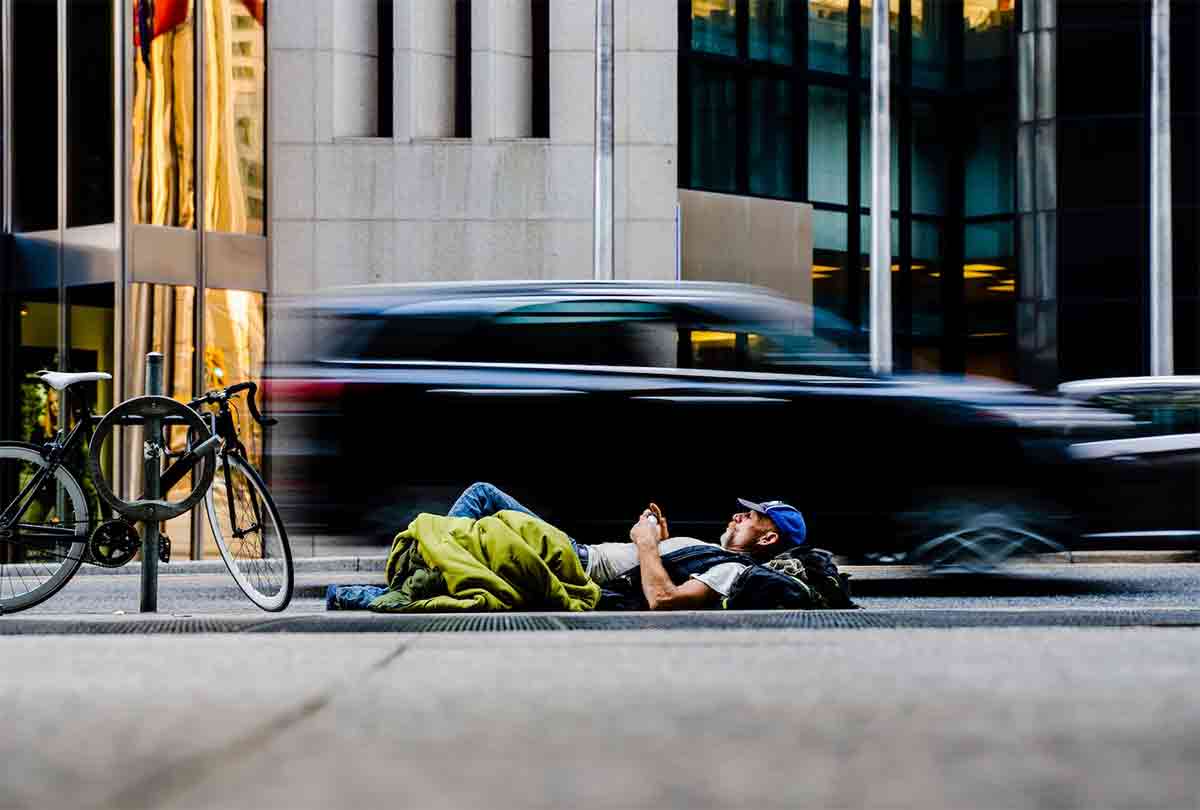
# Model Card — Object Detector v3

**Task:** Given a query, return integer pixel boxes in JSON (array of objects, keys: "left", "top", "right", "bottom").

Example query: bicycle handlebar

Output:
[{"left": 188, "top": 381, "right": 278, "bottom": 426}]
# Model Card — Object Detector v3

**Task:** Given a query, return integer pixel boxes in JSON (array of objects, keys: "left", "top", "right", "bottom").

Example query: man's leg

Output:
[
  {"left": 447, "top": 482, "right": 588, "bottom": 569},
  {"left": 447, "top": 482, "right": 539, "bottom": 520}
]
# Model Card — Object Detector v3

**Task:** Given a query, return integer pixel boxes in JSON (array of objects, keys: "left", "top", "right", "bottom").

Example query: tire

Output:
[
  {"left": 204, "top": 452, "right": 293, "bottom": 611},
  {"left": 0, "top": 442, "right": 88, "bottom": 613},
  {"left": 900, "top": 490, "right": 1070, "bottom": 571}
]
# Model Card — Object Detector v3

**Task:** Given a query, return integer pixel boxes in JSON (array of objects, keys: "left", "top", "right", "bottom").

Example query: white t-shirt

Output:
[{"left": 584, "top": 537, "right": 749, "bottom": 597}]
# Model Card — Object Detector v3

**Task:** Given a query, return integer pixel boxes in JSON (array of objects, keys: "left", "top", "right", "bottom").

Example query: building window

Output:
[
  {"left": 67, "top": 0, "right": 115, "bottom": 228},
  {"left": 378, "top": 0, "right": 394, "bottom": 138},
  {"left": 12, "top": 0, "right": 59, "bottom": 233},
  {"left": 531, "top": 0, "right": 550, "bottom": 137},
  {"left": 454, "top": 0, "right": 471, "bottom": 138}
]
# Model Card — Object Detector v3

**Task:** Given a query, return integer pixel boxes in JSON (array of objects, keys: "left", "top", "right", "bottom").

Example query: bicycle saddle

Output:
[{"left": 35, "top": 371, "right": 112, "bottom": 391}]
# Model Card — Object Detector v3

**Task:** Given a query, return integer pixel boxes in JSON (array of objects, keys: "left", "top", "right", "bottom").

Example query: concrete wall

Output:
[
  {"left": 268, "top": 0, "right": 679, "bottom": 312},
  {"left": 679, "top": 189, "right": 814, "bottom": 305}
]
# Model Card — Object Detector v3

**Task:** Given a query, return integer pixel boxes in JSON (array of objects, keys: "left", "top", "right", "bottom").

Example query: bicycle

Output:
[{"left": 0, "top": 371, "right": 293, "bottom": 613}]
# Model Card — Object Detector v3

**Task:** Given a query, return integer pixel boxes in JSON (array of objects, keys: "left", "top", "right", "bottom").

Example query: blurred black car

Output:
[
  {"left": 1060, "top": 376, "right": 1200, "bottom": 548},
  {"left": 266, "top": 280, "right": 1113, "bottom": 563}
]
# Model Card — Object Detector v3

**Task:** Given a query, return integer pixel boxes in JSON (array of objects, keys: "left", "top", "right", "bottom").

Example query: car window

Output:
[
  {"left": 458, "top": 301, "right": 678, "bottom": 367},
  {"left": 1093, "top": 391, "right": 1200, "bottom": 435}
]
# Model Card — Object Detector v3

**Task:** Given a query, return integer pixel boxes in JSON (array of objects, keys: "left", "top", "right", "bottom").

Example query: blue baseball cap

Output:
[{"left": 737, "top": 498, "right": 807, "bottom": 547}]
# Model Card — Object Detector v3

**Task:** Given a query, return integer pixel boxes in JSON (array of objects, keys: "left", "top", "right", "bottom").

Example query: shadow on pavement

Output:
[{"left": 849, "top": 572, "right": 1144, "bottom": 598}]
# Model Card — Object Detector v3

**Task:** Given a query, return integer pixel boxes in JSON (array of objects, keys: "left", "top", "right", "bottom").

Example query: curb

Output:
[{"left": 72, "top": 556, "right": 389, "bottom": 576}]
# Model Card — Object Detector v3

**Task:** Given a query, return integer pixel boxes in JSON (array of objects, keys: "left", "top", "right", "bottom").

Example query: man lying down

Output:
[{"left": 327, "top": 482, "right": 856, "bottom": 612}]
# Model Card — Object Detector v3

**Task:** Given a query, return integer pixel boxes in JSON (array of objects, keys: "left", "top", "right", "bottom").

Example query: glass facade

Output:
[
  {"left": 1, "top": 0, "right": 270, "bottom": 561},
  {"left": 682, "top": 0, "right": 1017, "bottom": 377}
]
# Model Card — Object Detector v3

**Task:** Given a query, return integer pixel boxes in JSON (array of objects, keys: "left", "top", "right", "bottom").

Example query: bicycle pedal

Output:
[{"left": 158, "top": 535, "right": 171, "bottom": 564}]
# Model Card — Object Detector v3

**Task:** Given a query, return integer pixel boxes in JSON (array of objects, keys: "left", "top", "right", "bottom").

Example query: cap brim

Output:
[{"left": 737, "top": 498, "right": 765, "bottom": 513}]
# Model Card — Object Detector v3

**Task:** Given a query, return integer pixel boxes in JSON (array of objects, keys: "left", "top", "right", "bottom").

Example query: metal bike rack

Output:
[{"left": 141, "top": 353, "right": 163, "bottom": 612}]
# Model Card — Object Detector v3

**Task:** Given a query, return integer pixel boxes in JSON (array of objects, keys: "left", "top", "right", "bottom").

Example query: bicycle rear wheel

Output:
[
  {"left": 0, "top": 442, "right": 88, "bottom": 613},
  {"left": 204, "top": 451, "right": 293, "bottom": 611}
]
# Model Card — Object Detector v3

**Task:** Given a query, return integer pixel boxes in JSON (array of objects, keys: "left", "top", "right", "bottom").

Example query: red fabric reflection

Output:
[
  {"left": 239, "top": 0, "right": 266, "bottom": 25},
  {"left": 132, "top": 0, "right": 189, "bottom": 48}
]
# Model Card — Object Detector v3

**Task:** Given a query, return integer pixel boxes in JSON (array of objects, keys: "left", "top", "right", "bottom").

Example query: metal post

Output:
[
  {"left": 593, "top": 0, "right": 614, "bottom": 281},
  {"left": 1150, "top": 0, "right": 1173, "bottom": 376},
  {"left": 869, "top": 0, "right": 893, "bottom": 374},
  {"left": 140, "top": 352, "right": 163, "bottom": 612}
]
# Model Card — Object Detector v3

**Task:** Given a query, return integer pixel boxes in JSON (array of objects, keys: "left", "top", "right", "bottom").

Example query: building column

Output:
[
  {"left": 1150, "top": 0, "right": 1173, "bottom": 375},
  {"left": 869, "top": 0, "right": 893, "bottom": 373}
]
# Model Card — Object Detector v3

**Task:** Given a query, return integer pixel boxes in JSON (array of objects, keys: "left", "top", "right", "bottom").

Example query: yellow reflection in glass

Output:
[
  {"left": 204, "top": 0, "right": 266, "bottom": 235},
  {"left": 131, "top": 0, "right": 195, "bottom": 227},
  {"left": 964, "top": 0, "right": 1014, "bottom": 31}
]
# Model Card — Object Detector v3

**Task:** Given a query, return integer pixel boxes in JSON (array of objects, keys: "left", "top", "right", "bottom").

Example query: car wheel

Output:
[{"left": 900, "top": 492, "right": 1073, "bottom": 572}]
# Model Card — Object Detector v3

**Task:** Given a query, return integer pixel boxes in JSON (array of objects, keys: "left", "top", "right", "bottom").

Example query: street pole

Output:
[
  {"left": 140, "top": 352, "right": 163, "bottom": 612},
  {"left": 869, "top": 0, "right": 893, "bottom": 374},
  {"left": 1150, "top": 0, "right": 1173, "bottom": 376},
  {"left": 593, "top": 0, "right": 614, "bottom": 281}
]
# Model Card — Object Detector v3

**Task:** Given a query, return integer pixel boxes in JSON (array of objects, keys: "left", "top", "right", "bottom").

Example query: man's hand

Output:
[
  {"left": 647, "top": 502, "right": 669, "bottom": 540},
  {"left": 630, "top": 513, "right": 661, "bottom": 548}
]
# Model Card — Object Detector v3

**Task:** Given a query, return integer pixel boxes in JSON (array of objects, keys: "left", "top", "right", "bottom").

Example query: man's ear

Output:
[{"left": 757, "top": 531, "right": 779, "bottom": 549}]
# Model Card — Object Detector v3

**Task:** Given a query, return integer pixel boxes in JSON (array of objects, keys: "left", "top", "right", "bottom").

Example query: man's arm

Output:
[{"left": 630, "top": 516, "right": 721, "bottom": 611}]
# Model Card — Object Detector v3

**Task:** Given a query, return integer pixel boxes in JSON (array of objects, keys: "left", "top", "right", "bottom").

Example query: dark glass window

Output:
[
  {"left": 1057, "top": 0, "right": 1147, "bottom": 28},
  {"left": 1173, "top": 207, "right": 1200, "bottom": 298},
  {"left": 1174, "top": 298, "right": 1200, "bottom": 374},
  {"left": 812, "top": 209, "right": 850, "bottom": 320},
  {"left": 1172, "top": 0, "right": 1199, "bottom": 114},
  {"left": 67, "top": 0, "right": 115, "bottom": 228},
  {"left": 454, "top": 0, "right": 471, "bottom": 137},
  {"left": 965, "top": 221, "right": 1017, "bottom": 380},
  {"left": 1057, "top": 26, "right": 1143, "bottom": 117},
  {"left": 749, "top": 77, "right": 794, "bottom": 197},
  {"left": 689, "top": 63, "right": 739, "bottom": 192},
  {"left": 808, "top": 0, "right": 850, "bottom": 74},
  {"left": 858, "top": 215, "right": 901, "bottom": 327},
  {"left": 1059, "top": 301, "right": 1143, "bottom": 380},
  {"left": 912, "top": 0, "right": 952, "bottom": 90},
  {"left": 693, "top": 0, "right": 739, "bottom": 56},
  {"left": 531, "top": 0, "right": 550, "bottom": 137},
  {"left": 911, "top": 219, "right": 944, "bottom": 346},
  {"left": 911, "top": 101, "right": 947, "bottom": 215},
  {"left": 1058, "top": 210, "right": 1145, "bottom": 299},
  {"left": 13, "top": 0, "right": 59, "bottom": 233},
  {"left": 1057, "top": 118, "right": 1143, "bottom": 210},
  {"left": 749, "top": 0, "right": 794, "bottom": 64},
  {"left": 964, "top": 101, "right": 1014, "bottom": 216},
  {"left": 378, "top": 0, "right": 394, "bottom": 137},
  {"left": 1172, "top": 115, "right": 1198, "bottom": 207},
  {"left": 808, "top": 85, "right": 849, "bottom": 204},
  {"left": 963, "top": 0, "right": 1015, "bottom": 91}
]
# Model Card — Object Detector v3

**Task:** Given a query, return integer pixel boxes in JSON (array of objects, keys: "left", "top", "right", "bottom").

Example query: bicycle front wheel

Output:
[
  {"left": 204, "top": 452, "right": 293, "bottom": 611},
  {"left": 0, "top": 442, "right": 88, "bottom": 613}
]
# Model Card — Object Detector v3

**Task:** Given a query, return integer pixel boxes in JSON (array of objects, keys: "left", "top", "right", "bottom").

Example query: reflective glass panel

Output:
[
  {"left": 812, "top": 209, "right": 850, "bottom": 322},
  {"left": 14, "top": 292, "right": 62, "bottom": 443},
  {"left": 125, "top": 283, "right": 196, "bottom": 560},
  {"left": 749, "top": 77, "right": 794, "bottom": 197},
  {"left": 749, "top": 0, "right": 793, "bottom": 64},
  {"left": 859, "top": 93, "right": 900, "bottom": 211},
  {"left": 13, "top": 0, "right": 58, "bottom": 233},
  {"left": 859, "top": 0, "right": 900, "bottom": 78},
  {"left": 912, "top": 101, "right": 947, "bottom": 216},
  {"left": 692, "top": 0, "right": 738, "bottom": 56},
  {"left": 131, "top": 0, "right": 196, "bottom": 227},
  {"left": 912, "top": 0, "right": 951, "bottom": 90},
  {"left": 964, "top": 0, "right": 1015, "bottom": 92},
  {"left": 66, "top": 285, "right": 116, "bottom": 510},
  {"left": 204, "top": 0, "right": 266, "bottom": 235},
  {"left": 965, "top": 101, "right": 1015, "bottom": 216},
  {"left": 965, "top": 221, "right": 1016, "bottom": 380},
  {"left": 808, "top": 86, "right": 849, "bottom": 204},
  {"left": 202, "top": 288, "right": 266, "bottom": 558},
  {"left": 689, "top": 63, "right": 739, "bottom": 192},
  {"left": 911, "top": 220, "right": 943, "bottom": 371},
  {"left": 809, "top": 0, "right": 850, "bottom": 73},
  {"left": 68, "top": 0, "right": 116, "bottom": 227}
]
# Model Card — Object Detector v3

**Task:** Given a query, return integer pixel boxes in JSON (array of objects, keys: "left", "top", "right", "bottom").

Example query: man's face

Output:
[{"left": 719, "top": 509, "right": 779, "bottom": 556}]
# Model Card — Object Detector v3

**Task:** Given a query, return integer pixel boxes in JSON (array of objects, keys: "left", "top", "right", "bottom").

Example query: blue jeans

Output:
[
  {"left": 448, "top": 483, "right": 588, "bottom": 568},
  {"left": 327, "top": 483, "right": 587, "bottom": 611}
]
